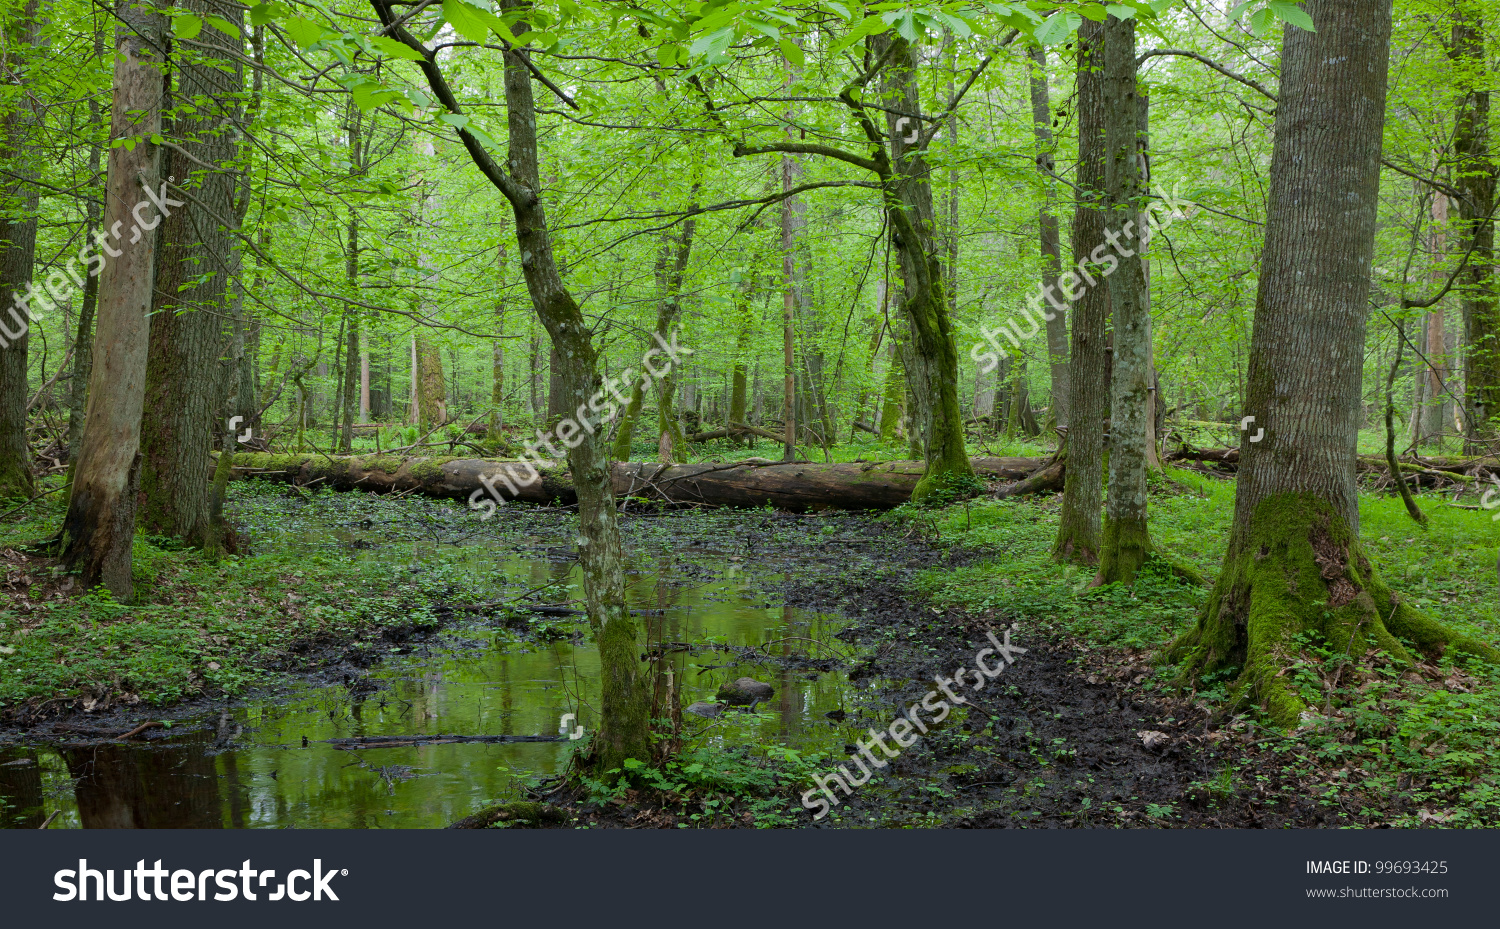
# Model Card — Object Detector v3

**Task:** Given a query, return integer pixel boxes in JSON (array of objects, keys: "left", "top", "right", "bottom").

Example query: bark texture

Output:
[
  {"left": 1029, "top": 44, "right": 1069, "bottom": 427},
  {"left": 1054, "top": 17, "right": 1109, "bottom": 563},
  {"left": 1170, "top": 0, "right": 1497, "bottom": 726},
  {"left": 61, "top": 0, "right": 166, "bottom": 599},
  {"left": 0, "top": 0, "right": 41, "bottom": 499},
  {"left": 139, "top": 0, "right": 241, "bottom": 546},
  {"left": 1097, "top": 13, "right": 1153, "bottom": 585}
]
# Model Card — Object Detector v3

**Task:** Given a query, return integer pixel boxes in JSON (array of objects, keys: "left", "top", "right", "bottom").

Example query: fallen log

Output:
[
  {"left": 993, "top": 458, "right": 1066, "bottom": 499},
  {"left": 686, "top": 422, "right": 785, "bottom": 443},
  {"left": 224, "top": 452, "right": 1044, "bottom": 512},
  {"left": 323, "top": 734, "right": 567, "bottom": 748}
]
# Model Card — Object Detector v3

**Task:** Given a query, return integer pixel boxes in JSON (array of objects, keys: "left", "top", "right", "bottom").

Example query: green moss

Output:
[
  {"left": 408, "top": 457, "right": 458, "bottom": 481},
  {"left": 1170, "top": 492, "right": 1498, "bottom": 728},
  {"left": 1096, "top": 514, "right": 1151, "bottom": 586}
]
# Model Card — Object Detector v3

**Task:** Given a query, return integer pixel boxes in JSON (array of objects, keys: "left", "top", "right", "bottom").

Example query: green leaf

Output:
[
  {"left": 1227, "top": 1, "right": 1254, "bottom": 19},
  {"left": 205, "top": 15, "right": 240, "bottom": 38},
  {"left": 930, "top": 11, "right": 972, "bottom": 37},
  {"left": 371, "top": 35, "right": 425, "bottom": 61},
  {"left": 1078, "top": 3, "right": 1107, "bottom": 22},
  {"left": 656, "top": 42, "right": 679, "bottom": 67},
  {"left": 1248, "top": 7, "right": 1275, "bottom": 35},
  {"left": 1105, "top": 3, "right": 1136, "bottom": 19},
  {"left": 283, "top": 16, "right": 324, "bottom": 48},
  {"left": 438, "top": 111, "right": 470, "bottom": 130},
  {"left": 688, "top": 25, "right": 733, "bottom": 61},
  {"left": 248, "top": 3, "right": 280, "bottom": 27},
  {"left": 1269, "top": 1, "right": 1315, "bottom": 31},
  {"left": 173, "top": 13, "right": 203, "bottom": 40},
  {"left": 1032, "top": 11, "right": 1080, "bottom": 47},
  {"left": 442, "top": 0, "right": 490, "bottom": 44},
  {"left": 828, "top": 14, "right": 888, "bottom": 54},
  {"left": 778, "top": 37, "right": 804, "bottom": 67},
  {"left": 893, "top": 9, "right": 919, "bottom": 42}
]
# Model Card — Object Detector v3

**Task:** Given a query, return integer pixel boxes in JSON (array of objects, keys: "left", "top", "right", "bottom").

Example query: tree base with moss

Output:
[{"left": 1168, "top": 494, "right": 1497, "bottom": 727}]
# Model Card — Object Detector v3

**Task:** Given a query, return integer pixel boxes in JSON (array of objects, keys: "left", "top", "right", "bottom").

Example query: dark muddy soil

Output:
[{"left": 551, "top": 513, "right": 1379, "bottom": 829}]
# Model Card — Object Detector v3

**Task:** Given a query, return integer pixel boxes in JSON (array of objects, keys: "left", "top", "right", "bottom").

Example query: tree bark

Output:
[
  {"left": 1029, "top": 45, "right": 1069, "bottom": 428},
  {"left": 1170, "top": 0, "right": 1496, "bottom": 726},
  {"left": 1453, "top": 4, "right": 1497, "bottom": 448},
  {"left": 138, "top": 0, "right": 241, "bottom": 547},
  {"left": 875, "top": 34, "right": 976, "bottom": 499},
  {"left": 61, "top": 0, "right": 166, "bottom": 599},
  {"left": 0, "top": 0, "right": 41, "bottom": 499},
  {"left": 1097, "top": 12, "right": 1154, "bottom": 585},
  {"left": 1054, "top": 17, "right": 1109, "bottom": 564}
]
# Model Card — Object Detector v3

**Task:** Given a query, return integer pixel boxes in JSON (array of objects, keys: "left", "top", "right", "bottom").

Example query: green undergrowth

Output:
[
  {"left": 0, "top": 483, "right": 504, "bottom": 714},
  {"left": 902, "top": 474, "right": 1500, "bottom": 825}
]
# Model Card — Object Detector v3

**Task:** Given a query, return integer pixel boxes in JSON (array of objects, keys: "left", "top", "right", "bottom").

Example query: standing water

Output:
[{"left": 0, "top": 489, "right": 863, "bottom": 828}]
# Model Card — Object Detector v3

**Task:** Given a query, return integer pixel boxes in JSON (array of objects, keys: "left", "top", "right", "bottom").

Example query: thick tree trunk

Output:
[
  {"left": 1054, "top": 17, "right": 1109, "bottom": 563},
  {"left": 61, "top": 0, "right": 165, "bottom": 598},
  {"left": 1029, "top": 45, "right": 1069, "bottom": 427},
  {"left": 877, "top": 35, "right": 976, "bottom": 499},
  {"left": 0, "top": 0, "right": 40, "bottom": 499},
  {"left": 139, "top": 0, "right": 242, "bottom": 547},
  {"left": 1097, "top": 13, "right": 1154, "bottom": 585},
  {"left": 1170, "top": 0, "right": 1496, "bottom": 726},
  {"left": 1453, "top": 5, "right": 1498, "bottom": 447},
  {"left": 411, "top": 336, "right": 446, "bottom": 428}
]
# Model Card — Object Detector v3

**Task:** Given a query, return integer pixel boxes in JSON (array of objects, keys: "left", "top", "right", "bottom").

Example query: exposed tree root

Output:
[{"left": 1167, "top": 494, "right": 1497, "bottom": 727}]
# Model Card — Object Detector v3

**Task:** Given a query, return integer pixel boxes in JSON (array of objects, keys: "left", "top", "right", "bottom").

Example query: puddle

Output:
[{"left": 0, "top": 494, "right": 861, "bottom": 828}]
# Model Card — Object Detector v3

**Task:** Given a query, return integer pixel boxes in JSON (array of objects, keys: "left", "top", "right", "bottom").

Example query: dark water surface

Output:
[{"left": 0, "top": 497, "right": 860, "bottom": 828}]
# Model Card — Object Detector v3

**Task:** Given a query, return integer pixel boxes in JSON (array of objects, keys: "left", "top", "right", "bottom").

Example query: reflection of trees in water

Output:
[
  {"left": 63, "top": 735, "right": 225, "bottom": 828},
  {"left": 0, "top": 748, "right": 45, "bottom": 828}
]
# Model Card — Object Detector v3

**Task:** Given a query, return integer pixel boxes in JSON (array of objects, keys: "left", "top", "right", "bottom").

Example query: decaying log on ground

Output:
[
  {"left": 323, "top": 734, "right": 567, "bottom": 748},
  {"left": 686, "top": 422, "right": 785, "bottom": 443},
  {"left": 448, "top": 802, "right": 567, "bottom": 829},
  {"left": 993, "top": 457, "right": 1066, "bottom": 499},
  {"left": 225, "top": 452, "right": 1043, "bottom": 512}
]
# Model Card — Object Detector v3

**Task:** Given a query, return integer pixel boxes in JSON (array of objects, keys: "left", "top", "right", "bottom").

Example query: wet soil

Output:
[
  {"left": 557, "top": 516, "right": 1381, "bottom": 829},
  {"left": 1, "top": 493, "right": 1380, "bottom": 828}
]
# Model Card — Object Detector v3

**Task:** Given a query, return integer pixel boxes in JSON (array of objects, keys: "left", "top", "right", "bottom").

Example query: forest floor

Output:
[
  {"left": 549, "top": 470, "right": 1500, "bottom": 829},
  {"left": 2, "top": 435, "right": 1498, "bottom": 828}
]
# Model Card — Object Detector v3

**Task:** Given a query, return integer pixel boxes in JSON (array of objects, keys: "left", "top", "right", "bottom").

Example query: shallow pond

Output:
[{"left": 0, "top": 495, "right": 862, "bottom": 828}]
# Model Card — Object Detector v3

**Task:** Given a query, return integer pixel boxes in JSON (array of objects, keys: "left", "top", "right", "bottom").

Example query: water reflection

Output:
[{"left": 2, "top": 521, "right": 856, "bottom": 829}]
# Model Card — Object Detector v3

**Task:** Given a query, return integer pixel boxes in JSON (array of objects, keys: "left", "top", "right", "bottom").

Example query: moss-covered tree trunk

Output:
[
  {"left": 1096, "top": 13, "right": 1154, "bottom": 585},
  {"left": 0, "top": 0, "right": 40, "bottom": 501},
  {"left": 139, "top": 0, "right": 240, "bottom": 548},
  {"left": 878, "top": 336, "right": 903, "bottom": 443},
  {"left": 61, "top": 0, "right": 164, "bottom": 599},
  {"left": 411, "top": 335, "right": 446, "bottom": 428},
  {"left": 875, "top": 35, "right": 975, "bottom": 500},
  {"left": 1054, "top": 17, "right": 1109, "bottom": 564},
  {"left": 1170, "top": 0, "right": 1496, "bottom": 726},
  {"left": 1029, "top": 45, "right": 1069, "bottom": 428},
  {"left": 370, "top": 0, "right": 650, "bottom": 771},
  {"left": 1452, "top": 3, "right": 1498, "bottom": 447}
]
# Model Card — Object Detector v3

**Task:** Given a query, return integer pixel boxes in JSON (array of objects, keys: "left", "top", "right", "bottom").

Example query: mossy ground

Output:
[
  {"left": 0, "top": 479, "right": 508, "bottom": 716},
  {"left": 903, "top": 468, "right": 1500, "bottom": 826}
]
